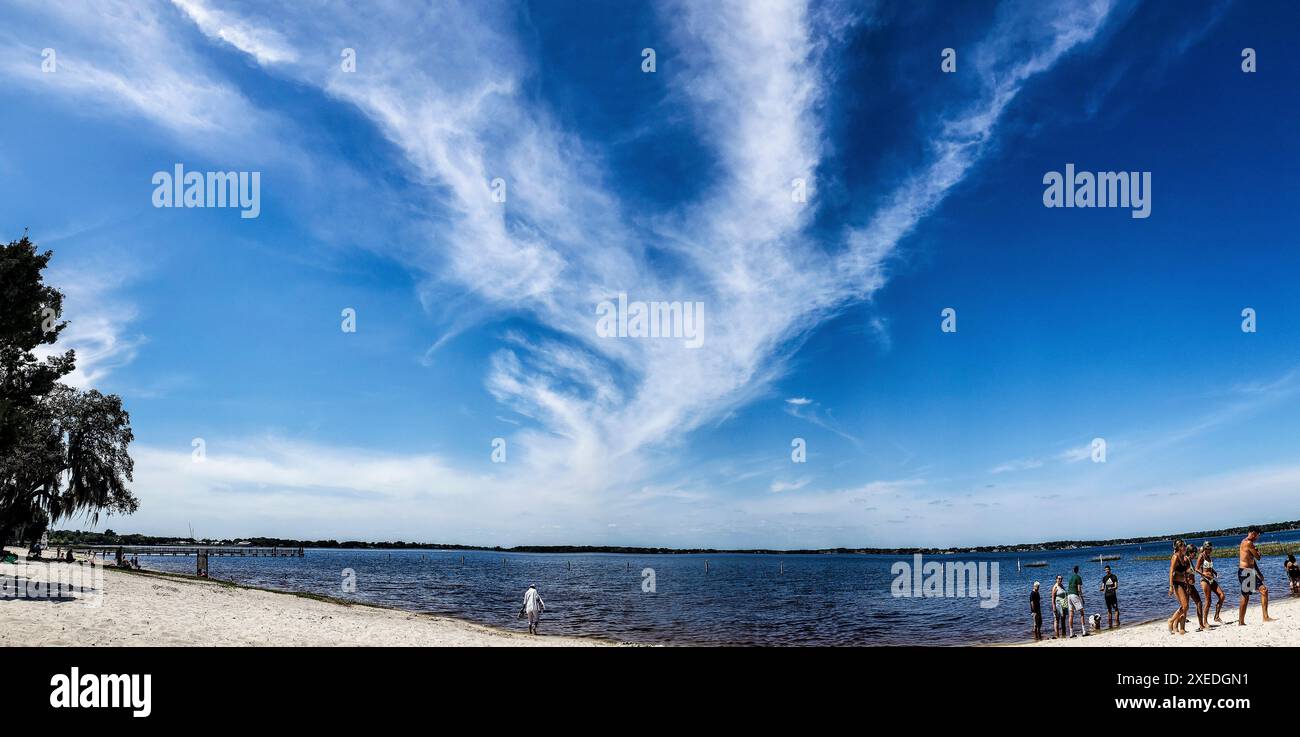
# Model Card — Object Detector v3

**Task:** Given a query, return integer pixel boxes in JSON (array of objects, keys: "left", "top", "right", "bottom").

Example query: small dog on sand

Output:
[{"left": 1090, "top": 614, "right": 1102, "bottom": 632}]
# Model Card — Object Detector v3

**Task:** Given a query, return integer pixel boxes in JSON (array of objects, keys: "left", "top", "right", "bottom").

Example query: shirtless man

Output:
[{"left": 1238, "top": 526, "right": 1275, "bottom": 625}]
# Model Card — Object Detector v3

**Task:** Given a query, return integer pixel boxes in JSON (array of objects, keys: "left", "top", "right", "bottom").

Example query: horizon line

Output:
[{"left": 50, "top": 518, "right": 1299, "bottom": 555}]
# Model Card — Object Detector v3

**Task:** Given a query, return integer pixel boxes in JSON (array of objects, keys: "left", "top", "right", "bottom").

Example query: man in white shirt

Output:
[{"left": 523, "top": 584, "right": 545, "bottom": 635}]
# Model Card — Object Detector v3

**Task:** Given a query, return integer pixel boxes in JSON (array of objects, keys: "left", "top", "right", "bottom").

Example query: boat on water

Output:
[
  {"left": 1091, "top": 554, "right": 1121, "bottom": 562},
  {"left": 1023, "top": 561, "right": 1049, "bottom": 568}
]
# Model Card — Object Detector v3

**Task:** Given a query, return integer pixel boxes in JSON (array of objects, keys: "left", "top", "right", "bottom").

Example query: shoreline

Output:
[
  {"left": 0, "top": 555, "right": 622, "bottom": 647},
  {"left": 7, "top": 548, "right": 1297, "bottom": 647}
]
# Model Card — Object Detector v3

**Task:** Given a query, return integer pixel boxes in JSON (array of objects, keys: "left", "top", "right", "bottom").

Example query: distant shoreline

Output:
[{"left": 47, "top": 520, "right": 1300, "bottom": 557}]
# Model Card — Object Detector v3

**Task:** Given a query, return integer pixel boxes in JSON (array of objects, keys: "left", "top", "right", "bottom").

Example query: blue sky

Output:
[{"left": 2, "top": 0, "right": 1298, "bottom": 548}]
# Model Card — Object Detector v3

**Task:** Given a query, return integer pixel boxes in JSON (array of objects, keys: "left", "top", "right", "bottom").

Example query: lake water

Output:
[{"left": 138, "top": 530, "right": 1300, "bottom": 645}]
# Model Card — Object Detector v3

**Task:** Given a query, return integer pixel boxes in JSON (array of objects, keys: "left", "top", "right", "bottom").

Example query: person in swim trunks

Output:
[
  {"left": 1237, "top": 526, "right": 1275, "bottom": 625},
  {"left": 1066, "top": 566, "right": 1086, "bottom": 637},
  {"left": 1196, "top": 541, "right": 1224, "bottom": 623},
  {"left": 1285, "top": 554, "right": 1300, "bottom": 594}
]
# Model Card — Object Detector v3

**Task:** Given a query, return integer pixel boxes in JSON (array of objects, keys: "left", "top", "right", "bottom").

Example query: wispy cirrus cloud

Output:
[
  {"left": 4, "top": 0, "right": 1133, "bottom": 544},
  {"left": 839, "top": 0, "right": 1115, "bottom": 283},
  {"left": 990, "top": 459, "right": 1046, "bottom": 475},
  {"left": 783, "top": 396, "right": 861, "bottom": 446},
  {"left": 0, "top": 0, "right": 267, "bottom": 141},
  {"left": 31, "top": 245, "right": 146, "bottom": 390},
  {"left": 769, "top": 478, "right": 811, "bottom": 493},
  {"left": 1057, "top": 444, "right": 1095, "bottom": 463},
  {"left": 149, "top": 0, "right": 1120, "bottom": 533},
  {"left": 170, "top": 0, "right": 298, "bottom": 65}
]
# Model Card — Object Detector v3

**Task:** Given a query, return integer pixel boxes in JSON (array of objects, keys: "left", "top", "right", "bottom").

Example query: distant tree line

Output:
[{"left": 48, "top": 519, "right": 1300, "bottom": 555}]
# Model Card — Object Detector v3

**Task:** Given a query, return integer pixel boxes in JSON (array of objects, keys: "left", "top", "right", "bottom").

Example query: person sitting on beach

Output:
[
  {"left": 1050, "top": 575, "right": 1068, "bottom": 639},
  {"left": 1285, "top": 554, "right": 1300, "bottom": 595},
  {"left": 1197, "top": 542, "right": 1225, "bottom": 623},
  {"left": 1100, "top": 565, "right": 1119, "bottom": 628},
  {"left": 522, "top": 584, "right": 546, "bottom": 636},
  {"left": 1238, "top": 526, "right": 1274, "bottom": 625},
  {"left": 1066, "top": 566, "right": 1086, "bottom": 637},
  {"left": 1030, "top": 582, "right": 1043, "bottom": 641}
]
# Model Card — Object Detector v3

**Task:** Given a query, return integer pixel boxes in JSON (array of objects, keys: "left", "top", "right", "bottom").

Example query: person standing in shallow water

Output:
[
  {"left": 1284, "top": 553, "right": 1300, "bottom": 594},
  {"left": 1029, "top": 582, "right": 1042, "bottom": 641},
  {"left": 522, "top": 584, "right": 546, "bottom": 635},
  {"left": 1066, "top": 566, "right": 1086, "bottom": 637},
  {"left": 1100, "top": 565, "right": 1119, "bottom": 628},
  {"left": 1050, "top": 575, "right": 1068, "bottom": 639}
]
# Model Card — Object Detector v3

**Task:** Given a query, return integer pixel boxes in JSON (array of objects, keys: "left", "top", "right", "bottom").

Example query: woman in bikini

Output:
[
  {"left": 1197, "top": 541, "right": 1225, "bottom": 623},
  {"left": 1168, "top": 539, "right": 1192, "bottom": 635},
  {"left": 1184, "top": 543, "right": 1206, "bottom": 631}
]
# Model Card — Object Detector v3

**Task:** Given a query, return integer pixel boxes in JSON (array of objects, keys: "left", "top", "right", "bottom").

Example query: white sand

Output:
[
  {"left": 0, "top": 555, "right": 613, "bottom": 647},
  {"left": 1021, "top": 590, "right": 1300, "bottom": 647}
]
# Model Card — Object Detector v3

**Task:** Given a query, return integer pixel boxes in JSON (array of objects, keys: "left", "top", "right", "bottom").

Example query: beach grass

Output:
[{"left": 1134, "top": 542, "right": 1300, "bottom": 561}]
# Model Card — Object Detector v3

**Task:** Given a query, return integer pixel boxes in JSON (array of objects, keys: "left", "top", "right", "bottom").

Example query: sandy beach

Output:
[
  {"left": 1020, "top": 590, "right": 1300, "bottom": 647},
  {"left": 0, "top": 555, "right": 614, "bottom": 647}
]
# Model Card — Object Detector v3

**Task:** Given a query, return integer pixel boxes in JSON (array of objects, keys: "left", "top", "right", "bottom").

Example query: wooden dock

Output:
[
  {"left": 68, "top": 545, "right": 304, "bottom": 576},
  {"left": 73, "top": 545, "right": 304, "bottom": 558}
]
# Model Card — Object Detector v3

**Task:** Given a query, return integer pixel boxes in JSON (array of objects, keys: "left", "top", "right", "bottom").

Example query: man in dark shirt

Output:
[
  {"left": 1100, "top": 565, "right": 1119, "bottom": 628},
  {"left": 1030, "top": 582, "right": 1043, "bottom": 640}
]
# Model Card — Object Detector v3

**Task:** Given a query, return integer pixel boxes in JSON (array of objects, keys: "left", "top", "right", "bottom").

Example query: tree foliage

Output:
[{"left": 0, "top": 236, "right": 136, "bottom": 544}]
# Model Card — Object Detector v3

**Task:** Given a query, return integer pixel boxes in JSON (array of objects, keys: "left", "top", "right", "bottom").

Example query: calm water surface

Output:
[{"left": 139, "top": 530, "right": 1300, "bottom": 645}]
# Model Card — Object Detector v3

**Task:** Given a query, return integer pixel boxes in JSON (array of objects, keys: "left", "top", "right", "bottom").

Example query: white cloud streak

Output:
[
  {"left": 32, "top": 254, "right": 145, "bottom": 390},
  {"left": 6, "top": 0, "right": 1128, "bottom": 544},
  {"left": 0, "top": 0, "right": 268, "bottom": 142},
  {"left": 165, "top": 0, "right": 1116, "bottom": 539}
]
